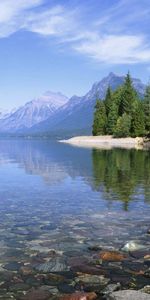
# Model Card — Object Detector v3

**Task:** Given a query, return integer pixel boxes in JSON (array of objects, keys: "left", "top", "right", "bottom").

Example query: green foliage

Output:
[
  {"left": 92, "top": 100, "right": 107, "bottom": 136},
  {"left": 114, "top": 113, "right": 131, "bottom": 137},
  {"left": 104, "top": 86, "right": 113, "bottom": 116},
  {"left": 119, "top": 72, "right": 138, "bottom": 115},
  {"left": 143, "top": 85, "right": 150, "bottom": 134},
  {"left": 112, "top": 86, "right": 124, "bottom": 107},
  {"left": 131, "top": 101, "right": 145, "bottom": 137},
  {"left": 92, "top": 72, "right": 148, "bottom": 137},
  {"left": 106, "top": 102, "right": 118, "bottom": 134}
]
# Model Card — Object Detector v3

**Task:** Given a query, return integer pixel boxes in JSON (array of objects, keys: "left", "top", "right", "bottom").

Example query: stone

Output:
[
  {"left": 144, "top": 255, "right": 150, "bottom": 260},
  {"left": 71, "top": 264, "right": 107, "bottom": 276},
  {"left": 144, "top": 269, "right": 150, "bottom": 278},
  {"left": 102, "top": 283, "right": 121, "bottom": 295},
  {"left": 121, "top": 241, "right": 146, "bottom": 252},
  {"left": 4, "top": 262, "right": 23, "bottom": 271},
  {"left": 20, "top": 266, "right": 33, "bottom": 276},
  {"left": 35, "top": 256, "right": 69, "bottom": 273},
  {"left": 21, "top": 287, "right": 52, "bottom": 300},
  {"left": 130, "top": 250, "right": 150, "bottom": 259},
  {"left": 40, "top": 285, "right": 59, "bottom": 295},
  {"left": 58, "top": 283, "right": 75, "bottom": 294},
  {"left": 122, "top": 261, "right": 146, "bottom": 274},
  {"left": 140, "top": 286, "right": 150, "bottom": 294},
  {"left": 107, "top": 290, "right": 150, "bottom": 300},
  {"left": 60, "top": 292, "right": 97, "bottom": 300},
  {"left": 75, "top": 274, "right": 109, "bottom": 292},
  {"left": 8, "top": 283, "right": 30, "bottom": 292},
  {"left": 99, "top": 251, "right": 126, "bottom": 262},
  {"left": 88, "top": 246, "right": 102, "bottom": 252},
  {"left": 68, "top": 257, "right": 89, "bottom": 268},
  {"left": 46, "top": 273, "right": 65, "bottom": 284}
]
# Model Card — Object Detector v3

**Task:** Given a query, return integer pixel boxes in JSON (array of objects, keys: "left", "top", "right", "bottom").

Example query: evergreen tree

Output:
[
  {"left": 106, "top": 102, "right": 118, "bottom": 134},
  {"left": 92, "top": 100, "right": 107, "bottom": 136},
  {"left": 119, "top": 72, "right": 138, "bottom": 115},
  {"left": 112, "top": 86, "right": 124, "bottom": 107},
  {"left": 114, "top": 113, "right": 131, "bottom": 137},
  {"left": 131, "top": 101, "right": 145, "bottom": 137},
  {"left": 92, "top": 72, "right": 149, "bottom": 138},
  {"left": 143, "top": 84, "right": 150, "bottom": 134},
  {"left": 104, "top": 86, "right": 113, "bottom": 116}
]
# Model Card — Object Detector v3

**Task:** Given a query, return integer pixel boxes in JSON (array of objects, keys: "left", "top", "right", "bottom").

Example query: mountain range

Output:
[{"left": 0, "top": 73, "right": 146, "bottom": 136}]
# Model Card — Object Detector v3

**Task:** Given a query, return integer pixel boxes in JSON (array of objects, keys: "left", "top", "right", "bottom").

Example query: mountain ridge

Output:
[
  {"left": 27, "top": 72, "right": 146, "bottom": 136},
  {"left": 0, "top": 73, "right": 146, "bottom": 135},
  {"left": 0, "top": 91, "right": 68, "bottom": 132}
]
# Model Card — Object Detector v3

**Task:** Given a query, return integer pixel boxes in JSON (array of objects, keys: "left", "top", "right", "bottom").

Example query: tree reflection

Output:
[{"left": 92, "top": 148, "right": 150, "bottom": 210}]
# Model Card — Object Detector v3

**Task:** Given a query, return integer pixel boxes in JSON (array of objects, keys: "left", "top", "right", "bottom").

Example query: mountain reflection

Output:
[
  {"left": 0, "top": 139, "right": 149, "bottom": 210},
  {"left": 92, "top": 148, "right": 150, "bottom": 210}
]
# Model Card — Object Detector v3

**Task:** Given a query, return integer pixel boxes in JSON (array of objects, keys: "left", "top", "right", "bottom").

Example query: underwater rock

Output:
[
  {"left": 21, "top": 287, "right": 52, "bottom": 300},
  {"left": 4, "top": 262, "right": 23, "bottom": 271},
  {"left": 60, "top": 292, "right": 97, "bottom": 300},
  {"left": 102, "top": 283, "right": 121, "bottom": 295},
  {"left": 99, "top": 251, "right": 126, "bottom": 262},
  {"left": 35, "top": 256, "right": 70, "bottom": 272},
  {"left": 75, "top": 274, "right": 109, "bottom": 292},
  {"left": 122, "top": 241, "right": 146, "bottom": 252},
  {"left": 20, "top": 266, "right": 34, "bottom": 276},
  {"left": 107, "top": 289, "right": 150, "bottom": 300}
]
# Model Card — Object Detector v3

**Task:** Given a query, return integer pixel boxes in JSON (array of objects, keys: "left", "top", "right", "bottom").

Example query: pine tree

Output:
[
  {"left": 131, "top": 101, "right": 145, "bottom": 137},
  {"left": 119, "top": 72, "right": 138, "bottom": 116},
  {"left": 143, "top": 84, "right": 150, "bottom": 135},
  {"left": 114, "top": 113, "right": 131, "bottom": 137},
  {"left": 104, "top": 86, "right": 113, "bottom": 116},
  {"left": 106, "top": 102, "right": 118, "bottom": 135},
  {"left": 92, "top": 100, "right": 107, "bottom": 136},
  {"left": 112, "top": 86, "right": 124, "bottom": 107}
]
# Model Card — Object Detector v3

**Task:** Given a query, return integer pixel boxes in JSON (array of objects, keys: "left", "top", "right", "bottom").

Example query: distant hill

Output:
[{"left": 0, "top": 73, "right": 146, "bottom": 136}]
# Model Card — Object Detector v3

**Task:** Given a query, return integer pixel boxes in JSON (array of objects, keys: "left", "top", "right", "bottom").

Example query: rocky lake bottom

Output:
[{"left": 0, "top": 139, "right": 149, "bottom": 299}]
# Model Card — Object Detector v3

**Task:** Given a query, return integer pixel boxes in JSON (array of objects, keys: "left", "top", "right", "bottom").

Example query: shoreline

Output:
[{"left": 59, "top": 135, "right": 148, "bottom": 150}]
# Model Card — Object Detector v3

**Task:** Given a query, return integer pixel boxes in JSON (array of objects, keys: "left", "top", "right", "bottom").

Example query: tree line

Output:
[{"left": 92, "top": 73, "right": 150, "bottom": 137}]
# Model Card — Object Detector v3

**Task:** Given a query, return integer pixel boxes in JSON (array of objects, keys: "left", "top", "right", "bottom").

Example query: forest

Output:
[{"left": 92, "top": 73, "right": 150, "bottom": 137}]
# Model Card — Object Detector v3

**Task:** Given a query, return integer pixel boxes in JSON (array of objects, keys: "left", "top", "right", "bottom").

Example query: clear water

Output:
[{"left": 0, "top": 139, "right": 149, "bottom": 296}]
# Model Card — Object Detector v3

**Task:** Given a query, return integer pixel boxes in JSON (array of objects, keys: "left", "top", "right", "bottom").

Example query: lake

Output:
[{"left": 0, "top": 139, "right": 149, "bottom": 299}]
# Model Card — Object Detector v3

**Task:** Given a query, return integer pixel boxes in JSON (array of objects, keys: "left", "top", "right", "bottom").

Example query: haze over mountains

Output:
[{"left": 0, "top": 73, "right": 146, "bottom": 136}]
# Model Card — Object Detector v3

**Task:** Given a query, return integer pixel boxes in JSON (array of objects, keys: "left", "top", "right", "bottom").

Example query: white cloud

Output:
[
  {"left": 0, "top": 0, "right": 43, "bottom": 37},
  {"left": 0, "top": 0, "right": 42, "bottom": 22},
  {"left": 0, "top": 0, "right": 150, "bottom": 65},
  {"left": 74, "top": 34, "right": 150, "bottom": 64},
  {"left": 25, "top": 6, "right": 78, "bottom": 37}
]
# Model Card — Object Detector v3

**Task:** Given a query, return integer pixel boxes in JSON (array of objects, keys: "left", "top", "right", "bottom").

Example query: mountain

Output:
[
  {"left": 0, "top": 92, "right": 68, "bottom": 132},
  {"left": 0, "top": 73, "right": 146, "bottom": 135},
  {"left": 0, "top": 108, "right": 17, "bottom": 120},
  {"left": 28, "top": 72, "right": 146, "bottom": 136}
]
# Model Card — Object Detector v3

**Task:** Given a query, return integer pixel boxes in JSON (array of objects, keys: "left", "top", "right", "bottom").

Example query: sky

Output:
[{"left": 0, "top": 0, "right": 150, "bottom": 110}]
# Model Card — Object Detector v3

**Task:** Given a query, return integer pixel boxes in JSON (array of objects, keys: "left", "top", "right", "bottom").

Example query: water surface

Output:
[{"left": 0, "top": 139, "right": 149, "bottom": 297}]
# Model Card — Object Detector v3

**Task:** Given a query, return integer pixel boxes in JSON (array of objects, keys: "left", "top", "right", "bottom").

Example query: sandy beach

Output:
[{"left": 60, "top": 135, "right": 145, "bottom": 149}]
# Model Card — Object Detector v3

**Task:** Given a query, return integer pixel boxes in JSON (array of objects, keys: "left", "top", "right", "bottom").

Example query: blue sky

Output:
[{"left": 0, "top": 0, "right": 150, "bottom": 110}]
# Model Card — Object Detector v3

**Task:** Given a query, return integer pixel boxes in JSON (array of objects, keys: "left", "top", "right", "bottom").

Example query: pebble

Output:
[
  {"left": 107, "top": 289, "right": 150, "bottom": 299},
  {"left": 60, "top": 292, "right": 97, "bottom": 300}
]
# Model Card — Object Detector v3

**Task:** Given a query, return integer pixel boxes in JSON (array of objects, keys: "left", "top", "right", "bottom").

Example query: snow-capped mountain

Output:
[
  {"left": 0, "top": 108, "right": 17, "bottom": 120},
  {"left": 0, "top": 73, "right": 146, "bottom": 135},
  {"left": 0, "top": 92, "right": 68, "bottom": 132},
  {"left": 28, "top": 72, "right": 146, "bottom": 135}
]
